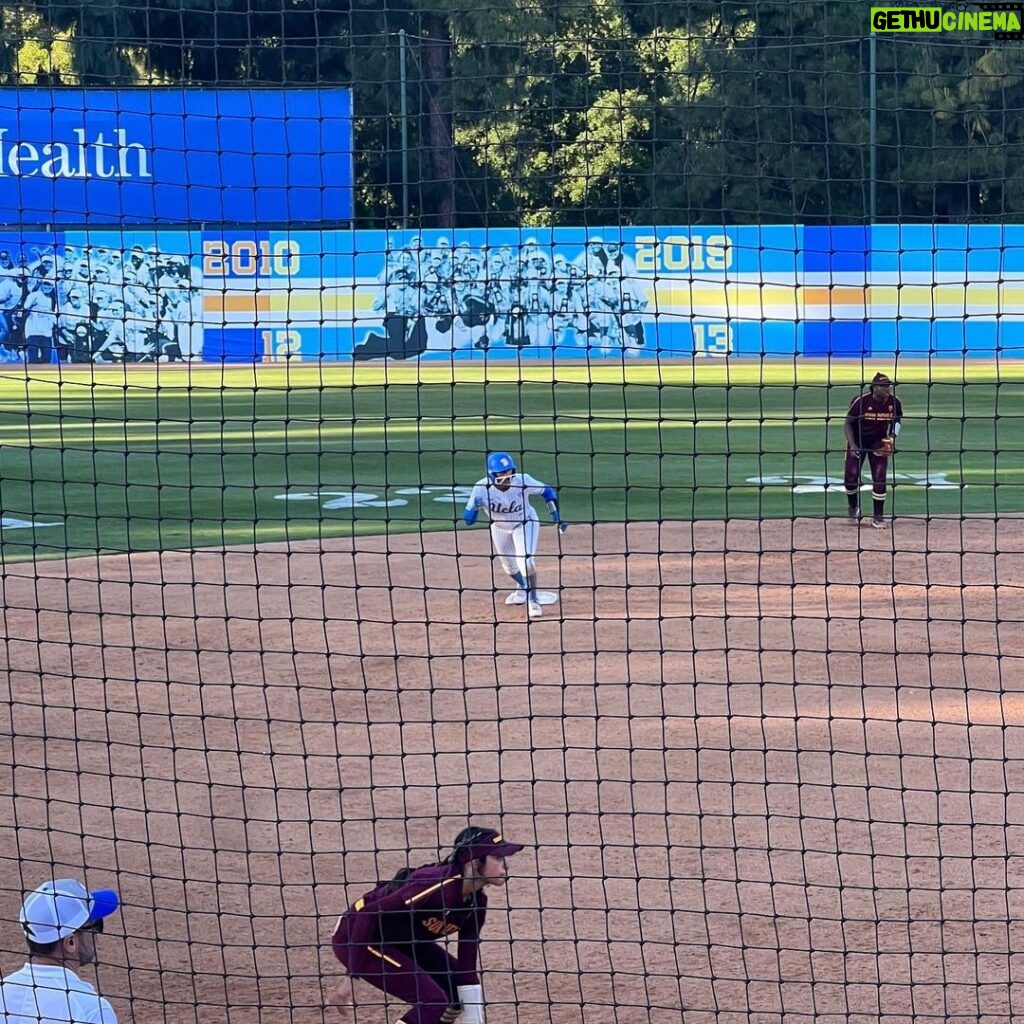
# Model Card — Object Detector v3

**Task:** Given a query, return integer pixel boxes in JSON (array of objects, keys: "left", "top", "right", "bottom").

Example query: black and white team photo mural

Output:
[{"left": 0, "top": 241, "right": 201, "bottom": 365}]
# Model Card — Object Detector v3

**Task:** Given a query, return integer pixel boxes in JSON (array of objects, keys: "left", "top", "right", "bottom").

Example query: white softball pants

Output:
[{"left": 490, "top": 520, "right": 539, "bottom": 579}]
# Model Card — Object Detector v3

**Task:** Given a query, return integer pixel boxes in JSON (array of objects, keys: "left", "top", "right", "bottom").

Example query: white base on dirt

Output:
[{"left": 504, "top": 590, "right": 559, "bottom": 606}]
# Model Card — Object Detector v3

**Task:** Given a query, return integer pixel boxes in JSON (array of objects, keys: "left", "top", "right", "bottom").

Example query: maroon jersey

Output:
[
  {"left": 337, "top": 862, "right": 487, "bottom": 984},
  {"left": 846, "top": 392, "right": 902, "bottom": 449}
]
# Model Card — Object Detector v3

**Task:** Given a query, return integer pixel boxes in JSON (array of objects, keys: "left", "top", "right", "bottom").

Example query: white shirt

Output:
[
  {"left": 22, "top": 291, "right": 56, "bottom": 338},
  {"left": 466, "top": 473, "right": 548, "bottom": 527},
  {"left": 122, "top": 321, "right": 152, "bottom": 355},
  {"left": 0, "top": 276, "right": 21, "bottom": 311},
  {"left": 0, "top": 964, "right": 117, "bottom": 1024}
]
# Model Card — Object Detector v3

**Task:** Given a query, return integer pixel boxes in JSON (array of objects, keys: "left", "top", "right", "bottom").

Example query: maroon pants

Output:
[
  {"left": 844, "top": 447, "right": 889, "bottom": 504},
  {"left": 333, "top": 915, "right": 460, "bottom": 1024}
]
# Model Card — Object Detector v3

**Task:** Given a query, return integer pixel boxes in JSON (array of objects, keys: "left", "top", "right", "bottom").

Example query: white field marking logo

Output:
[
  {"left": 0, "top": 517, "right": 63, "bottom": 530},
  {"left": 748, "top": 472, "right": 962, "bottom": 493},
  {"left": 274, "top": 486, "right": 476, "bottom": 510}
]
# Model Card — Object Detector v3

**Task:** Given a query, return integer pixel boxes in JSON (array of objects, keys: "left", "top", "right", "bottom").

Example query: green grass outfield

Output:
[{"left": 0, "top": 359, "right": 1021, "bottom": 561}]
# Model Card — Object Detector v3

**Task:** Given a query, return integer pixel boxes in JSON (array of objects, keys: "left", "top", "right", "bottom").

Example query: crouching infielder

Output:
[
  {"left": 330, "top": 826, "right": 524, "bottom": 1024},
  {"left": 461, "top": 451, "right": 568, "bottom": 619}
]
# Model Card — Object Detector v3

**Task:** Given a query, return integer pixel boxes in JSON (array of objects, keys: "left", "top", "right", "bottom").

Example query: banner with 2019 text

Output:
[{"left": 1, "top": 225, "right": 1024, "bottom": 364}]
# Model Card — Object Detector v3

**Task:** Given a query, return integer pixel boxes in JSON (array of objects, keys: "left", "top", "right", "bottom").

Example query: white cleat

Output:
[
  {"left": 505, "top": 589, "right": 528, "bottom": 606},
  {"left": 528, "top": 599, "right": 543, "bottom": 619}
]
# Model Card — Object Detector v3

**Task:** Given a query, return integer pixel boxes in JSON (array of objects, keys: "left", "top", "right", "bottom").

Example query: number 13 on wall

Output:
[
  {"left": 261, "top": 329, "right": 302, "bottom": 362},
  {"left": 693, "top": 322, "right": 733, "bottom": 356}
]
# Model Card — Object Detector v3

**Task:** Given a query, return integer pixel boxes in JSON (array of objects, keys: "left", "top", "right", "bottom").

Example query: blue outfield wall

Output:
[
  {"left": 0, "top": 89, "right": 354, "bottom": 225},
  {"left": 1, "top": 224, "right": 1023, "bottom": 364}
]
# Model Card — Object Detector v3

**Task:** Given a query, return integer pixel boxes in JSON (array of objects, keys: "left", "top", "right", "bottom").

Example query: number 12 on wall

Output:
[
  {"left": 693, "top": 322, "right": 733, "bottom": 356},
  {"left": 261, "top": 330, "right": 302, "bottom": 362}
]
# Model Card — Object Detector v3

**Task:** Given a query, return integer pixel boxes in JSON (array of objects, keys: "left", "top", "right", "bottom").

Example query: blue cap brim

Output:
[{"left": 87, "top": 889, "right": 120, "bottom": 924}]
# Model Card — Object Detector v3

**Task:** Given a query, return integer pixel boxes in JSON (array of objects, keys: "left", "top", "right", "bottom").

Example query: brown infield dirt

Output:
[{"left": 1, "top": 515, "right": 1024, "bottom": 1024}]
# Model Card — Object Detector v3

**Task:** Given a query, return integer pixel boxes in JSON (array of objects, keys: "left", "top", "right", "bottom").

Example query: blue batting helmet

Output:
[{"left": 487, "top": 452, "right": 516, "bottom": 480}]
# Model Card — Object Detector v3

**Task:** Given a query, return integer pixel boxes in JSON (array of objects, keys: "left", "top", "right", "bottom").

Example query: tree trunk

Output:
[{"left": 421, "top": 14, "right": 455, "bottom": 228}]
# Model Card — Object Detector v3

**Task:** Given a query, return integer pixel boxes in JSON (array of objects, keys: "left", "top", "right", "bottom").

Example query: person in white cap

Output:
[{"left": 0, "top": 878, "right": 120, "bottom": 1023}]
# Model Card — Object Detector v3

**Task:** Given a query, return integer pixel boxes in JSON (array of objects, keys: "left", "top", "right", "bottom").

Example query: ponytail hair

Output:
[{"left": 382, "top": 865, "right": 417, "bottom": 893}]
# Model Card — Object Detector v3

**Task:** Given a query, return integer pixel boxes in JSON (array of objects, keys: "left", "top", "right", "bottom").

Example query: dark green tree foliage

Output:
[
  {"left": 0, "top": 16, "right": 20, "bottom": 82},
  {"left": 881, "top": 42, "right": 1024, "bottom": 220},
  {"left": 20, "top": 0, "right": 1024, "bottom": 224}
]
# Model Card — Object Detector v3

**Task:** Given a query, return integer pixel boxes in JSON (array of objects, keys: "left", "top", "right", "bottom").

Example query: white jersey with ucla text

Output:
[{"left": 467, "top": 473, "right": 548, "bottom": 527}]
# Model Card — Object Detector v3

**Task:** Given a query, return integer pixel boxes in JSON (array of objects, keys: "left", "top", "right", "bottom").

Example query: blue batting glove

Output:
[{"left": 557, "top": 520, "right": 568, "bottom": 534}]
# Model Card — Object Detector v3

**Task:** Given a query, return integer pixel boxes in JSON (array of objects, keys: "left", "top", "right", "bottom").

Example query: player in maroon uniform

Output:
[
  {"left": 330, "top": 826, "right": 524, "bottom": 1024},
  {"left": 843, "top": 372, "right": 903, "bottom": 529}
]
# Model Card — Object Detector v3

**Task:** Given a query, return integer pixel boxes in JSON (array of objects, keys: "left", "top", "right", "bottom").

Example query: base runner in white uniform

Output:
[{"left": 462, "top": 452, "right": 568, "bottom": 619}]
